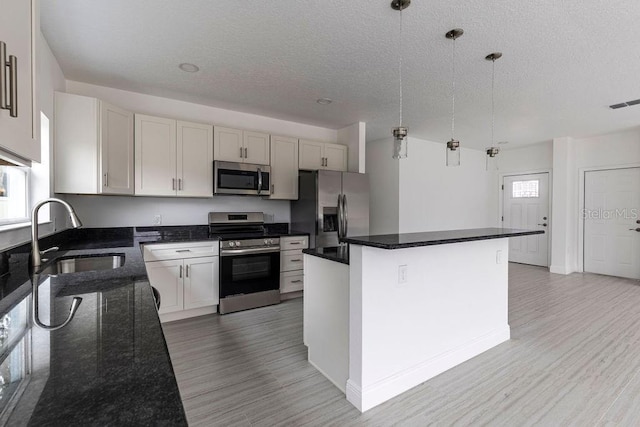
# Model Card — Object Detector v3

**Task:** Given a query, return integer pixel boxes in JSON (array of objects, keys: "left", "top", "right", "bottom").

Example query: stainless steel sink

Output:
[{"left": 40, "top": 254, "right": 125, "bottom": 275}]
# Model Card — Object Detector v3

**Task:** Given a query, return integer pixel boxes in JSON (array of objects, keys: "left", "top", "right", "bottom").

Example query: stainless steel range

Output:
[{"left": 209, "top": 212, "right": 281, "bottom": 314}]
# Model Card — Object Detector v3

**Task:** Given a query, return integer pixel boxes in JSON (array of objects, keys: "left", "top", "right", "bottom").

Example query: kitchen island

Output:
[{"left": 303, "top": 228, "right": 544, "bottom": 412}]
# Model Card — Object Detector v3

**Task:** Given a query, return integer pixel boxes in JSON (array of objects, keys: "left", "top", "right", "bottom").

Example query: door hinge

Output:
[{"left": 501, "top": 184, "right": 504, "bottom": 190}]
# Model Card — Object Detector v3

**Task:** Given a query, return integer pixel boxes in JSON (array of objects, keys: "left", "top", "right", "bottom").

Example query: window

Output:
[
  {"left": 0, "top": 165, "right": 29, "bottom": 224},
  {"left": 512, "top": 180, "right": 539, "bottom": 198}
]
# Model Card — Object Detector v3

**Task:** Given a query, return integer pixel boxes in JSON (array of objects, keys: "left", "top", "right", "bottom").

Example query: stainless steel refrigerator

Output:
[{"left": 291, "top": 170, "right": 369, "bottom": 248}]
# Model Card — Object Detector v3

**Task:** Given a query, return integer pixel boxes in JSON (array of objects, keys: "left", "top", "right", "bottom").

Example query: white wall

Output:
[
  {"left": 1, "top": 33, "right": 67, "bottom": 250},
  {"left": 499, "top": 141, "right": 553, "bottom": 174},
  {"left": 366, "top": 138, "right": 399, "bottom": 234},
  {"left": 398, "top": 137, "right": 497, "bottom": 233},
  {"left": 63, "top": 194, "right": 290, "bottom": 227},
  {"left": 58, "top": 81, "right": 340, "bottom": 228},
  {"left": 551, "top": 126, "right": 640, "bottom": 274},
  {"left": 339, "top": 122, "right": 366, "bottom": 173}
]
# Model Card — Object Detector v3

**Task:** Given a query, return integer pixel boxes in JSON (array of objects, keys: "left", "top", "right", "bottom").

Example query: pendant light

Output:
[
  {"left": 391, "top": 0, "right": 410, "bottom": 159},
  {"left": 445, "top": 28, "right": 463, "bottom": 167},
  {"left": 485, "top": 52, "right": 502, "bottom": 171}
]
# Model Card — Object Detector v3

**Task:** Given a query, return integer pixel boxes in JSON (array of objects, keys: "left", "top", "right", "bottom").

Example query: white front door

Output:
[
  {"left": 584, "top": 168, "right": 640, "bottom": 279},
  {"left": 503, "top": 173, "right": 550, "bottom": 266}
]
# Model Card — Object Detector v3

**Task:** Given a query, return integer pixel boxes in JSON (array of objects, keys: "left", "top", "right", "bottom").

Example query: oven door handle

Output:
[
  {"left": 220, "top": 247, "right": 280, "bottom": 256},
  {"left": 257, "top": 167, "right": 263, "bottom": 196}
]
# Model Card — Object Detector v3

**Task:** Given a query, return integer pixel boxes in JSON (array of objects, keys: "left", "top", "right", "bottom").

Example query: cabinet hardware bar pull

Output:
[
  {"left": 104, "top": 173, "right": 108, "bottom": 187},
  {"left": 271, "top": 184, "right": 274, "bottom": 193},
  {"left": 291, "top": 259, "right": 302, "bottom": 262},
  {"left": 186, "top": 265, "right": 189, "bottom": 277},
  {"left": 8, "top": 55, "right": 17, "bottom": 117},
  {"left": 172, "top": 178, "right": 176, "bottom": 190},
  {"left": 240, "top": 147, "right": 244, "bottom": 158},
  {"left": 179, "top": 265, "right": 183, "bottom": 278},
  {"left": 0, "top": 42, "right": 6, "bottom": 109},
  {"left": 176, "top": 249, "right": 191, "bottom": 252},
  {"left": 289, "top": 242, "right": 301, "bottom": 245},
  {"left": 244, "top": 147, "right": 248, "bottom": 158},
  {"left": 291, "top": 280, "right": 303, "bottom": 283},
  {"left": 178, "top": 178, "right": 182, "bottom": 190}
]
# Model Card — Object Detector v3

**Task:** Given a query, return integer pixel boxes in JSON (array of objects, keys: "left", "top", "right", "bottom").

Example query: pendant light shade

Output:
[
  {"left": 485, "top": 52, "right": 502, "bottom": 171},
  {"left": 445, "top": 28, "right": 463, "bottom": 167},
  {"left": 391, "top": 0, "right": 410, "bottom": 159}
]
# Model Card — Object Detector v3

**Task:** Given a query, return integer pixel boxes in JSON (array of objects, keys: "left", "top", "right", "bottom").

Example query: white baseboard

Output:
[
  {"left": 347, "top": 326, "right": 511, "bottom": 413},
  {"left": 550, "top": 264, "right": 572, "bottom": 275},
  {"left": 160, "top": 305, "right": 217, "bottom": 323}
]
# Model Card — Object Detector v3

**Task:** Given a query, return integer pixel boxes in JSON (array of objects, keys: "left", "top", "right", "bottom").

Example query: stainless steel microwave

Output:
[{"left": 213, "top": 161, "right": 271, "bottom": 196}]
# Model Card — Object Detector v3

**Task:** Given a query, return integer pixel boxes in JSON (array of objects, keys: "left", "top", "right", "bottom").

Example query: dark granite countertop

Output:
[
  {"left": 342, "top": 228, "right": 545, "bottom": 249},
  {"left": 0, "top": 227, "right": 188, "bottom": 426},
  {"left": 303, "top": 246, "right": 350, "bottom": 265}
]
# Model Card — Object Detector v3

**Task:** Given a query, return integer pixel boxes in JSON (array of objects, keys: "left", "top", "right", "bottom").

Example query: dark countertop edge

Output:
[
  {"left": 302, "top": 247, "right": 349, "bottom": 265},
  {"left": 342, "top": 229, "right": 545, "bottom": 250}
]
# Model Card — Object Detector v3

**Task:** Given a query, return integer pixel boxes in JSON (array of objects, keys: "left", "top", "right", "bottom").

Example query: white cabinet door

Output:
[
  {"left": 269, "top": 136, "right": 298, "bottom": 200},
  {"left": 214, "top": 126, "right": 243, "bottom": 162},
  {"left": 299, "top": 140, "right": 324, "bottom": 170},
  {"left": 146, "top": 259, "right": 184, "bottom": 315},
  {"left": 101, "top": 101, "right": 134, "bottom": 195},
  {"left": 0, "top": 0, "right": 38, "bottom": 162},
  {"left": 324, "top": 143, "right": 348, "bottom": 172},
  {"left": 243, "top": 131, "right": 270, "bottom": 165},
  {"left": 135, "top": 114, "right": 177, "bottom": 196},
  {"left": 184, "top": 256, "right": 219, "bottom": 310},
  {"left": 177, "top": 121, "right": 213, "bottom": 197}
]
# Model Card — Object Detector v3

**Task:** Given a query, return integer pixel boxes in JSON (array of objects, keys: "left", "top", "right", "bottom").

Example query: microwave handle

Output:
[{"left": 257, "top": 167, "right": 262, "bottom": 195}]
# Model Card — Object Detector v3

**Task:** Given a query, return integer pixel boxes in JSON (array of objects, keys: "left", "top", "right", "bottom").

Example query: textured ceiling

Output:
[{"left": 41, "top": 0, "right": 640, "bottom": 149}]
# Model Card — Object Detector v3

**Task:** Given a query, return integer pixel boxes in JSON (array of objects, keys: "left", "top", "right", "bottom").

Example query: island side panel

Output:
[
  {"left": 303, "top": 254, "right": 350, "bottom": 393},
  {"left": 347, "top": 238, "right": 510, "bottom": 412}
]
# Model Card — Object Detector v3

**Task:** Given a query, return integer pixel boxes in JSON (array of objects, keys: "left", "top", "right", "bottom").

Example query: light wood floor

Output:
[{"left": 162, "top": 263, "right": 640, "bottom": 426}]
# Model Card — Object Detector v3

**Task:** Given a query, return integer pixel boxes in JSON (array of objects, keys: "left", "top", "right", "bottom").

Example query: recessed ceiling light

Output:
[
  {"left": 179, "top": 63, "right": 200, "bottom": 73},
  {"left": 316, "top": 98, "right": 333, "bottom": 105},
  {"left": 498, "top": 141, "right": 509, "bottom": 145}
]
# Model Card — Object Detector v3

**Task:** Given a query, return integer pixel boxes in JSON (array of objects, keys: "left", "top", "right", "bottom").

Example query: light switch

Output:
[
  {"left": 398, "top": 265, "right": 408, "bottom": 284},
  {"left": 496, "top": 250, "right": 503, "bottom": 264}
]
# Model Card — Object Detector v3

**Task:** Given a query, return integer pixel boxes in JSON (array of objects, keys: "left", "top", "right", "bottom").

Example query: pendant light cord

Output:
[
  {"left": 491, "top": 58, "right": 495, "bottom": 146},
  {"left": 451, "top": 36, "right": 456, "bottom": 139},
  {"left": 399, "top": 6, "right": 403, "bottom": 128}
]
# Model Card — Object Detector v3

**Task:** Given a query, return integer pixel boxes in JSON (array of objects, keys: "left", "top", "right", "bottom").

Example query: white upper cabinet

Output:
[
  {"left": 135, "top": 114, "right": 177, "bottom": 196},
  {"left": 54, "top": 92, "right": 134, "bottom": 195},
  {"left": 299, "top": 140, "right": 347, "bottom": 172},
  {"left": 214, "top": 126, "right": 270, "bottom": 165},
  {"left": 0, "top": 0, "right": 39, "bottom": 162},
  {"left": 136, "top": 114, "right": 213, "bottom": 197},
  {"left": 269, "top": 136, "right": 299, "bottom": 200},
  {"left": 177, "top": 121, "right": 213, "bottom": 197}
]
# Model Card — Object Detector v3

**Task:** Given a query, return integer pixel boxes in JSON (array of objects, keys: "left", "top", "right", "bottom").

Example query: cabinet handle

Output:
[
  {"left": 291, "top": 259, "right": 302, "bottom": 262},
  {"left": 240, "top": 147, "right": 244, "bottom": 158},
  {"left": 271, "top": 184, "right": 274, "bottom": 193},
  {"left": 186, "top": 265, "right": 189, "bottom": 277},
  {"left": 289, "top": 242, "right": 301, "bottom": 245},
  {"left": 178, "top": 178, "right": 183, "bottom": 190},
  {"left": 104, "top": 173, "right": 108, "bottom": 187},
  {"left": 172, "top": 178, "right": 176, "bottom": 190},
  {"left": 291, "top": 280, "right": 303, "bottom": 284},
  {"left": 0, "top": 42, "right": 6, "bottom": 110},
  {"left": 244, "top": 147, "right": 248, "bottom": 158},
  {"left": 176, "top": 249, "right": 191, "bottom": 253},
  {"left": 8, "top": 54, "right": 16, "bottom": 118},
  {"left": 179, "top": 265, "right": 183, "bottom": 278}
]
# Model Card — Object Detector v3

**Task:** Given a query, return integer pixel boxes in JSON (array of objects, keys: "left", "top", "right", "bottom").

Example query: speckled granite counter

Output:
[
  {"left": 341, "top": 227, "right": 544, "bottom": 250},
  {"left": 303, "top": 246, "right": 349, "bottom": 265}
]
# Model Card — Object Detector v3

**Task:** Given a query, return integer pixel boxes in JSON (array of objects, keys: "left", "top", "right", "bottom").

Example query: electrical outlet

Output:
[
  {"left": 398, "top": 265, "right": 408, "bottom": 284},
  {"left": 153, "top": 215, "right": 162, "bottom": 226}
]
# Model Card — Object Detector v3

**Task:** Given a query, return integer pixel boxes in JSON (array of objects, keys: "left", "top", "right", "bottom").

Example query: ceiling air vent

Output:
[{"left": 609, "top": 98, "right": 640, "bottom": 109}]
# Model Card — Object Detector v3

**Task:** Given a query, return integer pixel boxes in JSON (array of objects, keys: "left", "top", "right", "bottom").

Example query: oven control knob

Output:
[
  {"left": 236, "top": 241, "right": 241, "bottom": 247},
  {"left": 229, "top": 241, "right": 235, "bottom": 247}
]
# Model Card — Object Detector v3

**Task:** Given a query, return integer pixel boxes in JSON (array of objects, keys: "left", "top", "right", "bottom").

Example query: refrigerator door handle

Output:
[
  {"left": 337, "top": 194, "right": 343, "bottom": 239},
  {"left": 342, "top": 194, "right": 348, "bottom": 237}
]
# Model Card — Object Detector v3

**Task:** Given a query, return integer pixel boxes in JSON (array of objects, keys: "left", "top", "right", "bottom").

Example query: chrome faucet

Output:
[{"left": 31, "top": 198, "right": 82, "bottom": 271}]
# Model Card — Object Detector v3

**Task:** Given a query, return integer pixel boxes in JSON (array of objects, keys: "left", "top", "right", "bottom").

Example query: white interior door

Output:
[
  {"left": 503, "top": 173, "right": 550, "bottom": 266},
  {"left": 584, "top": 168, "right": 640, "bottom": 279}
]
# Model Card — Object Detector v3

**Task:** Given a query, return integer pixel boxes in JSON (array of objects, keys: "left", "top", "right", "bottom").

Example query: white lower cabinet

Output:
[
  {"left": 143, "top": 242, "right": 219, "bottom": 322},
  {"left": 280, "top": 235, "right": 309, "bottom": 295}
]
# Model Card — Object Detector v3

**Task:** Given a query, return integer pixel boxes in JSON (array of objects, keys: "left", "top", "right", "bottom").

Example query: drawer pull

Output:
[
  {"left": 289, "top": 242, "right": 301, "bottom": 245},
  {"left": 291, "top": 259, "right": 302, "bottom": 262},
  {"left": 291, "top": 280, "right": 303, "bottom": 284},
  {"left": 176, "top": 249, "right": 191, "bottom": 253}
]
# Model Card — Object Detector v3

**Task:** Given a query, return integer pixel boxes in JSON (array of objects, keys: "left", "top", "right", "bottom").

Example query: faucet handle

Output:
[{"left": 40, "top": 246, "right": 59, "bottom": 255}]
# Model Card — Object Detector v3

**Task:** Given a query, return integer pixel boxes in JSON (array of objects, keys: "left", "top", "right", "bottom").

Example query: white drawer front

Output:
[
  {"left": 280, "top": 235, "right": 309, "bottom": 251},
  {"left": 280, "top": 272, "right": 304, "bottom": 293},
  {"left": 143, "top": 241, "right": 219, "bottom": 261},
  {"left": 281, "top": 250, "right": 304, "bottom": 272}
]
